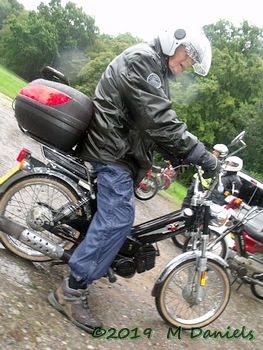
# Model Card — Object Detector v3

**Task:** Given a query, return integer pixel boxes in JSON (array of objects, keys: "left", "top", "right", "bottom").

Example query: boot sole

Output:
[{"left": 48, "top": 290, "right": 95, "bottom": 334}]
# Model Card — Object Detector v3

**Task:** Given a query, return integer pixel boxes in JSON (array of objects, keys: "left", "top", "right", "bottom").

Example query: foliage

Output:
[
  {"left": 1, "top": 12, "right": 59, "bottom": 80},
  {"left": 243, "top": 100, "right": 263, "bottom": 174},
  {"left": 76, "top": 33, "right": 141, "bottom": 97},
  {"left": 169, "top": 20, "right": 263, "bottom": 175},
  {"left": 37, "top": 0, "right": 98, "bottom": 51},
  {"left": 0, "top": 4, "right": 262, "bottom": 178},
  {"left": 0, "top": 0, "right": 23, "bottom": 29},
  {"left": 0, "top": 0, "right": 98, "bottom": 81},
  {"left": 205, "top": 20, "right": 263, "bottom": 56}
]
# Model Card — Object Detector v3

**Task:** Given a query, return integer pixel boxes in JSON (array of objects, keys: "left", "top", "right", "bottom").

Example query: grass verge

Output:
[{"left": 0, "top": 65, "right": 27, "bottom": 99}]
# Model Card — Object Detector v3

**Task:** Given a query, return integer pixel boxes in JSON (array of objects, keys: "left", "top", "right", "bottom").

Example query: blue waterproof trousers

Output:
[{"left": 69, "top": 163, "right": 135, "bottom": 284}]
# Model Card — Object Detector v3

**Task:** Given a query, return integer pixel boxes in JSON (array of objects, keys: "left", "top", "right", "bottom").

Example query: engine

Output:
[{"left": 112, "top": 244, "right": 157, "bottom": 278}]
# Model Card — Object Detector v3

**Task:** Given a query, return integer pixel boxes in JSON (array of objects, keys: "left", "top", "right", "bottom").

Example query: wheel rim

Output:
[
  {"left": 160, "top": 260, "right": 230, "bottom": 328},
  {"left": 135, "top": 178, "right": 157, "bottom": 199},
  {"left": 0, "top": 179, "right": 78, "bottom": 258}
]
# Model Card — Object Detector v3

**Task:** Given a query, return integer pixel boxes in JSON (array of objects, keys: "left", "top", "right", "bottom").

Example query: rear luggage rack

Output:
[{"left": 42, "top": 145, "right": 90, "bottom": 179}]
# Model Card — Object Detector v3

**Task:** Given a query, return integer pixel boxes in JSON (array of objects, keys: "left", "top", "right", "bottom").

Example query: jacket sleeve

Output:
[{"left": 117, "top": 48, "right": 201, "bottom": 161}]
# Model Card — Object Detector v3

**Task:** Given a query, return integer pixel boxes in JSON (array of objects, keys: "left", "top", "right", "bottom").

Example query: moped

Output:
[
  {"left": 0, "top": 67, "right": 242, "bottom": 328},
  {"left": 134, "top": 161, "right": 186, "bottom": 200}
]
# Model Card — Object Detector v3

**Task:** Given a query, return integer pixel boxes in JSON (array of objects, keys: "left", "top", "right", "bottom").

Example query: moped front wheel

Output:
[
  {"left": 0, "top": 175, "right": 81, "bottom": 261},
  {"left": 155, "top": 258, "right": 230, "bottom": 329},
  {"left": 134, "top": 176, "right": 158, "bottom": 200}
]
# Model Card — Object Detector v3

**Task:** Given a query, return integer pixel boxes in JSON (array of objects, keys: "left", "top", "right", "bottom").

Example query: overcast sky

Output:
[{"left": 19, "top": 0, "right": 262, "bottom": 41}]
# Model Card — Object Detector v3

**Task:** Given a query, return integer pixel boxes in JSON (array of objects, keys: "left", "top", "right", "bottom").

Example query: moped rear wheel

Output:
[
  {"left": 0, "top": 175, "right": 81, "bottom": 261},
  {"left": 155, "top": 258, "right": 230, "bottom": 329},
  {"left": 134, "top": 176, "right": 158, "bottom": 200}
]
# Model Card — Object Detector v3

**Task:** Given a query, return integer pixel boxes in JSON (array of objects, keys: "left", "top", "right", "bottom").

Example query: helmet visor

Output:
[{"left": 183, "top": 30, "right": 212, "bottom": 76}]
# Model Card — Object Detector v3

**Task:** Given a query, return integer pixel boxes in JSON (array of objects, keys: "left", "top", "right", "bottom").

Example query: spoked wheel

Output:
[
  {"left": 134, "top": 176, "right": 158, "bottom": 200},
  {"left": 183, "top": 230, "right": 228, "bottom": 259},
  {"left": 155, "top": 258, "right": 231, "bottom": 329},
  {"left": 0, "top": 176, "right": 81, "bottom": 261}
]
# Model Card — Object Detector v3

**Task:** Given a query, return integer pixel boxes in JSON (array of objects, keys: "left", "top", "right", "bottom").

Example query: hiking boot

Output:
[{"left": 48, "top": 277, "right": 102, "bottom": 333}]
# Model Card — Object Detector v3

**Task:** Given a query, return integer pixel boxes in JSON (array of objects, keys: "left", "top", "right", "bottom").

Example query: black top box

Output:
[{"left": 14, "top": 79, "right": 93, "bottom": 152}]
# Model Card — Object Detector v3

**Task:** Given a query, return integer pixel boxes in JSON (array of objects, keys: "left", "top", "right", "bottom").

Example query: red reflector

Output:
[
  {"left": 19, "top": 84, "right": 72, "bottom": 106},
  {"left": 16, "top": 148, "right": 31, "bottom": 162}
]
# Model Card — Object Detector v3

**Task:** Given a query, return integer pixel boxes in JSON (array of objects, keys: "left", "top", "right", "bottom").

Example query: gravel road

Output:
[{"left": 0, "top": 93, "right": 262, "bottom": 350}]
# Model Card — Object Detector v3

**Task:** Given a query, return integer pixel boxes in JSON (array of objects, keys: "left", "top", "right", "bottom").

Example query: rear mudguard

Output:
[
  {"left": 0, "top": 166, "right": 87, "bottom": 198},
  {"left": 0, "top": 157, "right": 45, "bottom": 193},
  {"left": 152, "top": 250, "right": 229, "bottom": 297},
  {"left": 0, "top": 164, "right": 21, "bottom": 187}
]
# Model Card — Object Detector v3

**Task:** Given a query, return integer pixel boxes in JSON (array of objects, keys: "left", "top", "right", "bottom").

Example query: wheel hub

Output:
[
  {"left": 182, "top": 283, "right": 206, "bottom": 305},
  {"left": 26, "top": 205, "right": 53, "bottom": 231}
]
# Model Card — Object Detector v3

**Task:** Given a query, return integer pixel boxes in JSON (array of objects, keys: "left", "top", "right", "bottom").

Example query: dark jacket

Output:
[
  {"left": 76, "top": 39, "right": 201, "bottom": 183},
  {"left": 211, "top": 172, "right": 243, "bottom": 206}
]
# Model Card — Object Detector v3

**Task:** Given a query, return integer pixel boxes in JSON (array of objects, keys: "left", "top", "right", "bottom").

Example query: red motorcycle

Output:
[
  {"left": 220, "top": 195, "right": 263, "bottom": 257},
  {"left": 229, "top": 206, "right": 263, "bottom": 256},
  {"left": 134, "top": 161, "right": 186, "bottom": 200},
  {"left": 224, "top": 202, "right": 263, "bottom": 299}
]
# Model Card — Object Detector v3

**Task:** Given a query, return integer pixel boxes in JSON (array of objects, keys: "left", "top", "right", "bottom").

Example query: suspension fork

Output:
[{"left": 194, "top": 202, "right": 212, "bottom": 300}]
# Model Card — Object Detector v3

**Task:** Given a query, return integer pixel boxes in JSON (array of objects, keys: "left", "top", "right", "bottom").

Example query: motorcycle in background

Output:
[
  {"left": 212, "top": 202, "right": 263, "bottom": 299},
  {"left": 183, "top": 194, "right": 243, "bottom": 258},
  {"left": 172, "top": 132, "right": 246, "bottom": 250},
  {"left": 227, "top": 204, "right": 263, "bottom": 299},
  {"left": 134, "top": 160, "right": 187, "bottom": 200},
  {"left": 183, "top": 189, "right": 263, "bottom": 299}
]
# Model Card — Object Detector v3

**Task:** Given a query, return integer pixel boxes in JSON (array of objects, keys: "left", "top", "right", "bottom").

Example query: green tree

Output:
[
  {"left": 170, "top": 20, "right": 263, "bottom": 176},
  {"left": 0, "top": 0, "right": 99, "bottom": 81},
  {"left": 242, "top": 99, "right": 263, "bottom": 174},
  {"left": 77, "top": 33, "right": 141, "bottom": 97},
  {"left": 0, "top": 0, "right": 23, "bottom": 28},
  {"left": 205, "top": 20, "right": 263, "bottom": 56},
  {"left": 37, "top": 0, "right": 99, "bottom": 51},
  {"left": 1, "top": 11, "right": 58, "bottom": 80}
]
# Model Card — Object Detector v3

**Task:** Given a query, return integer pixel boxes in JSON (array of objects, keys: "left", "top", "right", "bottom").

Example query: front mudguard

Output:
[
  {"left": 0, "top": 166, "right": 87, "bottom": 199},
  {"left": 152, "top": 250, "right": 229, "bottom": 297}
]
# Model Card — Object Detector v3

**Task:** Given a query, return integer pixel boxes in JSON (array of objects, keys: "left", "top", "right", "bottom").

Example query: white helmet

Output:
[
  {"left": 158, "top": 27, "right": 212, "bottom": 76},
  {"left": 213, "top": 144, "right": 229, "bottom": 160},
  {"left": 225, "top": 156, "right": 243, "bottom": 172}
]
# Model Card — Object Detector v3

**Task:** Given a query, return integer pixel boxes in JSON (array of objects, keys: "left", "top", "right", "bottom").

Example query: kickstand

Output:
[
  {"left": 231, "top": 277, "right": 244, "bottom": 292},
  {"left": 235, "top": 280, "right": 244, "bottom": 292},
  {"left": 231, "top": 277, "right": 237, "bottom": 286}
]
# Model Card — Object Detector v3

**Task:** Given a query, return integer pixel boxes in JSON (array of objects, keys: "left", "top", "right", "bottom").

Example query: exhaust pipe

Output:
[{"left": 0, "top": 216, "right": 71, "bottom": 261}]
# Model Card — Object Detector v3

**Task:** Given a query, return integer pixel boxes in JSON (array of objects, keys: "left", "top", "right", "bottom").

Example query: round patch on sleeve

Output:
[{"left": 147, "top": 73, "right": 162, "bottom": 89}]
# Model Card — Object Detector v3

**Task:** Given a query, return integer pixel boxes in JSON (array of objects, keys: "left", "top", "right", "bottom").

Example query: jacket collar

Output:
[{"left": 149, "top": 38, "right": 176, "bottom": 81}]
